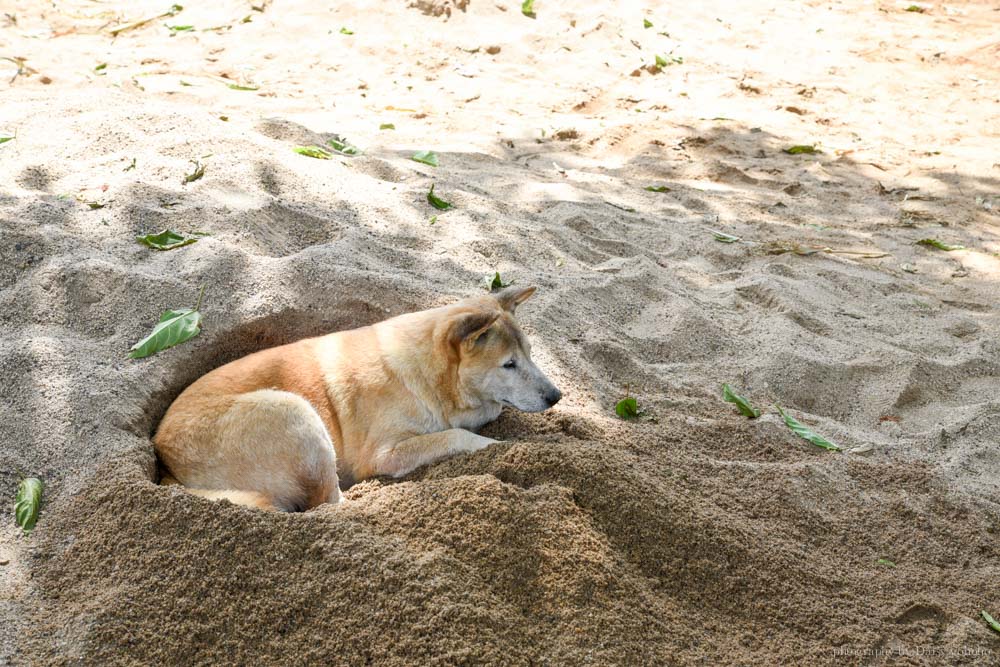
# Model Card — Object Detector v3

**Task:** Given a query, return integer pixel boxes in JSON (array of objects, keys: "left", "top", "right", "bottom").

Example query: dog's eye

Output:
[{"left": 503, "top": 359, "right": 517, "bottom": 369}]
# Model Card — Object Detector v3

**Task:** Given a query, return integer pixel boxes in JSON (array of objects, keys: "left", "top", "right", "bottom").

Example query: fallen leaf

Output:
[
  {"left": 645, "top": 185, "right": 670, "bottom": 192},
  {"left": 712, "top": 230, "right": 741, "bottom": 243},
  {"left": 328, "top": 137, "right": 361, "bottom": 155},
  {"left": 722, "top": 384, "right": 760, "bottom": 418},
  {"left": 489, "top": 271, "right": 511, "bottom": 291},
  {"left": 136, "top": 229, "right": 201, "bottom": 251},
  {"left": 182, "top": 160, "right": 205, "bottom": 184},
  {"left": 379, "top": 123, "right": 396, "bottom": 130},
  {"left": 339, "top": 26, "right": 354, "bottom": 35},
  {"left": 784, "top": 145, "right": 820, "bottom": 155},
  {"left": 412, "top": 150, "right": 439, "bottom": 167},
  {"left": 917, "top": 238, "right": 965, "bottom": 251},
  {"left": 643, "top": 18, "right": 653, "bottom": 29},
  {"left": 615, "top": 396, "right": 639, "bottom": 420},
  {"left": 777, "top": 406, "right": 841, "bottom": 451},
  {"left": 427, "top": 184, "right": 453, "bottom": 210},
  {"left": 983, "top": 611, "right": 1000, "bottom": 635},
  {"left": 14, "top": 478, "right": 43, "bottom": 534},
  {"left": 129, "top": 287, "right": 205, "bottom": 359},
  {"left": 521, "top": 0, "right": 536, "bottom": 18},
  {"left": 293, "top": 146, "right": 333, "bottom": 159}
]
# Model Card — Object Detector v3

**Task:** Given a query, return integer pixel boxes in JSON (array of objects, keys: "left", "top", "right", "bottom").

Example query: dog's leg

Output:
[
  {"left": 185, "top": 389, "right": 342, "bottom": 511},
  {"left": 374, "top": 429, "right": 497, "bottom": 478}
]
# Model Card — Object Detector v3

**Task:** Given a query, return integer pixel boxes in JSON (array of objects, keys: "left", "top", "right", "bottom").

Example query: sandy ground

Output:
[{"left": 2, "top": 0, "right": 1000, "bottom": 664}]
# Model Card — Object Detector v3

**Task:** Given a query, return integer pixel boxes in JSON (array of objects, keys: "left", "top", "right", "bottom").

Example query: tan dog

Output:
[{"left": 154, "top": 286, "right": 561, "bottom": 511}]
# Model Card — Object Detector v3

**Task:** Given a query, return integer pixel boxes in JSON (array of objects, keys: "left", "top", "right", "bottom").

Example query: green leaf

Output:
[
  {"left": 917, "top": 238, "right": 965, "bottom": 251},
  {"left": 645, "top": 185, "right": 670, "bottom": 192},
  {"left": 411, "top": 150, "right": 439, "bottom": 167},
  {"left": 876, "top": 558, "right": 896, "bottom": 567},
  {"left": 427, "top": 184, "right": 453, "bottom": 210},
  {"left": 722, "top": 384, "right": 760, "bottom": 418},
  {"left": 521, "top": 0, "right": 535, "bottom": 17},
  {"left": 339, "top": 26, "right": 354, "bottom": 34},
  {"left": 643, "top": 18, "right": 653, "bottom": 29},
  {"left": 182, "top": 160, "right": 205, "bottom": 184},
  {"left": 94, "top": 63, "right": 108, "bottom": 72},
  {"left": 711, "top": 230, "right": 741, "bottom": 243},
  {"left": 0, "top": 135, "right": 14, "bottom": 145},
  {"left": 328, "top": 137, "right": 361, "bottom": 155},
  {"left": 227, "top": 83, "right": 259, "bottom": 91},
  {"left": 784, "top": 144, "right": 820, "bottom": 154},
  {"left": 905, "top": 5, "right": 925, "bottom": 12},
  {"left": 293, "top": 145, "right": 333, "bottom": 159},
  {"left": 489, "top": 271, "right": 511, "bottom": 291},
  {"left": 429, "top": 215, "right": 438, "bottom": 225},
  {"left": 379, "top": 123, "right": 396, "bottom": 130},
  {"left": 655, "top": 54, "right": 668, "bottom": 68},
  {"left": 129, "top": 288, "right": 205, "bottom": 359},
  {"left": 167, "top": 24, "right": 194, "bottom": 31},
  {"left": 982, "top": 611, "right": 1000, "bottom": 634},
  {"left": 136, "top": 229, "right": 201, "bottom": 251},
  {"left": 776, "top": 406, "right": 841, "bottom": 451},
  {"left": 14, "top": 478, "right": 43, "bottom": 534},
  {"left": 615, "top": 397, "right": 639, "bottom": 420},
  {"left": 123, "top": 157, "right": 136, "bottom": 171}
]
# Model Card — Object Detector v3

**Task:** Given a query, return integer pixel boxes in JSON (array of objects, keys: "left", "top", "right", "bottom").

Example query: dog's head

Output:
[{"left": 449, "top": 286, "right": 561, "bottom": 412}]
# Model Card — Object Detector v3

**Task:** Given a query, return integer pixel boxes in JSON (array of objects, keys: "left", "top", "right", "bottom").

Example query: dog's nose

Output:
[{"left": 545, "top": 388, "right": 562, "bottom": 407}]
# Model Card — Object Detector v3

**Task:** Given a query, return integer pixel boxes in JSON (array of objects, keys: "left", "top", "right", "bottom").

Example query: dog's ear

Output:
[
  {"left": 495, "top": 286, "right": 537, "bottom": 314},
  {"left": 451, "top": 310, "right": 501, "bottom": 349}
]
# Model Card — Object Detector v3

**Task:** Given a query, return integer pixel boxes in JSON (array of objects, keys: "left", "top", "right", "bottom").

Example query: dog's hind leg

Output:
[{"left": 185, "top": 389, "right": 342, "bottom": 511}]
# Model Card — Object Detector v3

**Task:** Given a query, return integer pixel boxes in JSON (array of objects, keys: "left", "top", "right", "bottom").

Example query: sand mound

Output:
[{"left": 3, "top": 0, "right": 999, "bottom": 664}]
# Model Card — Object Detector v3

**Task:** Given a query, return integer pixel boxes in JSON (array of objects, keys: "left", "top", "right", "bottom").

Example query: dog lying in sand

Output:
[{"left": 154, "top": 286, "right": 561, "bottom": 511}]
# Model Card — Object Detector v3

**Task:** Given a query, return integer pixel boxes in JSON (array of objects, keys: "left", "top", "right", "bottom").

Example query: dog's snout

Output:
[{"left": 544, "top": 387, "right": 562, "bottom": 407}]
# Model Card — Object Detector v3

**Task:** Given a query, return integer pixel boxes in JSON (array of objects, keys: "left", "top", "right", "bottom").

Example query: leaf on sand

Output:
[
  {"left": 615, "top": 397, "right": 639, "bottom": 420},
  {"left": 784, "top": 145, "right": 820, "bottom": 155},
  {"left": 136, "top": 229, "right": 201, "bottom": 251},
  {"left": 722, "top": 384, "right": 760, "bottom": 418},
  {"left": 328, "top": 138, "right": 361, "bottom": 155},
  {"left": 982, "top": 611, "right": 1000, "bottom": 635},
  {"left": 776, "top": 406, "right": 842, "bottom": 451},
  {"left": 128, "top": 287, "right": 205, "bottom": 359},
  {"left": 108, "top": 3, "right": 183, "bottom": 36},
  {"left": 14, "top": 478, "right": 43, "bottom": 534},
  {"left": 167, "top": 24, "right": 194, "bottom": 31},
  {"left": 293, "top": 145, "right": 333, "bottom": 159},
  {"left": 429, "top": 215, "right": 437, "bottom": 225},
  {"left": 427, "top": 184, "right": 453, "bottom": 210},
  {"left": 655, "top": 54, "right": 668, "bottom": 68},
  {"left": 182, "top": 160, "right": 205, "bottom": 184},
  {"left": 712, "top": 230, "right": 741, "bottom": 243},
  {"left": 489, "top": 271, "right": 511, "bottom": 291},
  {"left": 905, "top": 5, "right": 925, "bottom": 12},
  {"left": 643, "top": 18, "right": 653, "bottom": 29},
  {"left": 645, "top": 185, "right": 670, "bottom": 192},
  {"left": 0, "top": 135, "right": 14, "bottom": 145},
  {"left": 411, "top": 150, "right": 439, "bottom": 167},
  {"left": 379, "top": 123, "right": 396, "bottom": 130},
  {"left": 339, "top": 26, "right": 354, "bottom": 34},
  {"left": 521, "top": 0, "right": 535, "bottom": 17},
  {"left": 917, "top": 238, "right": 965, "bottom": 251},
  {"left": 227, "top": 83, "right": 259, "bottom": 91},
  {"left": 94, "top": 63, "right": 108, "bottom": 73},
  {"left": 876, "top": 558, "right": 896, "bottom": 567}
]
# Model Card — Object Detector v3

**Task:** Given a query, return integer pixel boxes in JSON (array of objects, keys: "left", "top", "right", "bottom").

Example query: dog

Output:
[{"left": 153, "top": 286, "right": 561, "bottom": 511}]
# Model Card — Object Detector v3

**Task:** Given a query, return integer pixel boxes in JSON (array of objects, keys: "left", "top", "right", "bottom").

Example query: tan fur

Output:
[{"left": 153, "top": 287, "right": 560, "bottom": 512}]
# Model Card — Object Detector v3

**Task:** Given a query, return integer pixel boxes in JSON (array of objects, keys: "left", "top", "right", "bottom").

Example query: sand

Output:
[{"left": 2, "top": 0, "right": 999, "bottom": 664}]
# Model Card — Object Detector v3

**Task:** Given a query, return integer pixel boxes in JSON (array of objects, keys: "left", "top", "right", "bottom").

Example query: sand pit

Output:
[{"left": 2, "top": 0, "right": 999, "bottom": 664}]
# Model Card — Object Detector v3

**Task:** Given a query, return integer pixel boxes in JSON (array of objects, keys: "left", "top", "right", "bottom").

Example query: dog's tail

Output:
[{"left": 160, "top": 474, "right": 274, "bottom": 510}]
